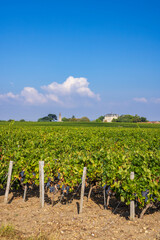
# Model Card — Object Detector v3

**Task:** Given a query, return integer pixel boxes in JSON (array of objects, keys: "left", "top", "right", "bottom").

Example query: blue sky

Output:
[{"left": 0, "top": 0, "right": 160, "bottom": 121}]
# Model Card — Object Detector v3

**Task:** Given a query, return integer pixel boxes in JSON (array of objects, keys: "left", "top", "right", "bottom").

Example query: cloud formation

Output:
[
  {"left": 41, "top": 76, "right": 100, "bottom": 100},
  {"left": 21, "top": 87, "right": 47, "bottom": 104},
  {"left": 133, "top": 97, "right": 148, "bottom": 103},
  {"left": 0, "top": 92, "right": 19, "bottom": 100},
  {"left": 0, "top": 76, "right": 100, "bottom": 106},
  {"left": 133, "top": 97, "right": 160, "bottom": 104}
]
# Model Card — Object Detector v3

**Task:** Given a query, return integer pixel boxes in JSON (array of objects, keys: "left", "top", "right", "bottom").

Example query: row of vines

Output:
[{"left": 0, "top": 123, "right": 160, "bottom": 214}]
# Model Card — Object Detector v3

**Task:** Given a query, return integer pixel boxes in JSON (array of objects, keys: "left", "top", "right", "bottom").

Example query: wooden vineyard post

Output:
[
  {"left": 79, "top": 167, "right": 87, "bottom": 214},
  {"left": 23, "top": 185, "right": 27, "bottom": 202},
  {"left": 39, "top": 161, "right": 42, "bottom": 204},
  {"left": 39, "top": 161, "right": 44, "bottom": 208},
  {"left": 4, "top": 161, "right": 13, "bottom": 204},
  {"left": 103, "top": 187, "right": 107, "bottom": 209},
  {"left": 130, "top": 171, "right": 135, "bottom": 221}
]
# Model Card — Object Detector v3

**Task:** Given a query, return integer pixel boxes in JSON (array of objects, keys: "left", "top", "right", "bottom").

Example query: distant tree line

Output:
[
  {"left": 1, "top": 119, "right": 26, "bottom": 122},
  {"left": 62, "top": 115, "right": 90, "bottom": 122},
  {"left": 37, "top": 114, "right": 90, "bottom": 122},
  {"left": 92, "top": 114, "right": 147, "bottom": 123},
  {"left": 112, "top": 114, "right": 148, "bottom": 123},
  {"left": 0, "top": 114, "right": 149, "bottom": 123}
]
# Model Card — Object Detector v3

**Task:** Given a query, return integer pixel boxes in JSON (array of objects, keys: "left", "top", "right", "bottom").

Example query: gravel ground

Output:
[{"left": 0, "top": 189, "right": 160, "bottom": 240}]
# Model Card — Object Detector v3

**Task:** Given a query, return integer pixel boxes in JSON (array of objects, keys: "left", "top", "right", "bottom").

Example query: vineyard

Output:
[{"left": 0, "top": 121, "right": 160, "bottom": 220}]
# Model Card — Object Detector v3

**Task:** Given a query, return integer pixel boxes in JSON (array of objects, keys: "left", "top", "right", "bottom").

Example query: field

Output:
[
  {"left": 0, "top": 121, "right": 160, "bottom": 239},
  {"left": 0, "top": 190, "right": 160, "bottom": 240}
]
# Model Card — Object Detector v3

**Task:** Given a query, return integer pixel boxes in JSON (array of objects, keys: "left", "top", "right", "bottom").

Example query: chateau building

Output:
[{"left": 103, "top": 114, "right": 119, "bottom": 122}]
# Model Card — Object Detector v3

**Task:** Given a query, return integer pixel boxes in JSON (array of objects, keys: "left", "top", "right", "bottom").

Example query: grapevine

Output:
[{"left": 0, "top": 122, "right": 160, "bottom": 216}]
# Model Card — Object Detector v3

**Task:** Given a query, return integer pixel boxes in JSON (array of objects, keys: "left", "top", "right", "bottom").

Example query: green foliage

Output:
[
  {"left": 0, "top": 224, "right": 49, "bottom": 240},
  {"left": 38, "top": 114, "right": 57, "bottom": 122},
  {"left": 113, "top": 114, "right": 148, "bottom": 123},
  {"left": 0, "top": 225, "right": 18, "bottom": 239},
  {"left": 78, "top": 117, "right": 90, "bottom": 122},
  {"left": 62, "top": 117, "right": 69, "bottom": 122},
  {"left": 61, "top": 116, "right": 90, "bottom": 122},
  {"left": 48, "top": 114, "right": 57, "bottom": 121},
  {"left": 19, "top": 119, "right": 25, "bottom": 122},
  {"left": 0, "top": 122, "right": 160, "bottom": 211},
  {"left": 140, "top": 117, "right": 147, "bottom": 122},
  {"left": 1, "top": 121, "right": 160, "bottom": 128},
  {"left": 95, "top": 116, "right": 104, "bottom": 122}
]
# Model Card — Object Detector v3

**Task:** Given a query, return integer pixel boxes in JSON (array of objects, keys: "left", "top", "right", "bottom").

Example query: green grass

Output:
[
  {"left": 0, "top": 225, "right": 20, "bottom": 240},
  {"left": 0, "top": 224, "right": 56, "bottom": 240},
  {"left": 0, "top": 120, "right": 160, "bottom": 129}
]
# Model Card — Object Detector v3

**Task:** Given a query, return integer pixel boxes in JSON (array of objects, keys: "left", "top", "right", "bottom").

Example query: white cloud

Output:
[
  {"left": 0, "top": 76, "right": 100, "bottom": 106},
  {"left": 21, "top": 87, "right": 47, "bottom": 104},
  {"left": 133, "top": 97, "right": 160, "bottom": 104},
  {"left": 0, "top": 92, "right": 19, "bottom": 100},
  {"left": 42, "top": 76, "right": 100, "bottom": 100},
  {"left": 133, "top": 97, "right": 148, "bottom": 103},
  {"left": 46, "top": 94, "right": 61, "bottom": 103}
]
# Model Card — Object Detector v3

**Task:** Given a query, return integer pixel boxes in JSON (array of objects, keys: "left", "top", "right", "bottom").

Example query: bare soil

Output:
[{"left": 0, "top": 188, "right": 160, "bottom": 240}]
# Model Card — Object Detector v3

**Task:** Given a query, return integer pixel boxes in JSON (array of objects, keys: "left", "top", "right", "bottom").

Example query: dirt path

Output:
[{"left": 0, "top": 190, "right": 160, "bottom": 240}]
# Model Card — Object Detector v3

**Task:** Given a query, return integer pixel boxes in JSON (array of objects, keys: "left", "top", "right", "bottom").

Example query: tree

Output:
[
  {"left": 38, "top": 114, "right": 57, "bottom": 122},
  {"left": 19, "top": 119, "right": 25, "bottom": 122},
  {"left": 140, "top": 117, "right": 147, "bottom": 122},
  {"left": 69, "top": 115, "right": 77, "bottom": 122},
  {"left": 95, "top": 116, "right": 104, "bottom": 122},
  {"left": 38, "top": 117, "right": 49, "bottom": 122},
  {"left": 48, "top": 114, "right": 57, "bottom": 121},
  {"left": 62, "top": 117, "right": 69, "bottom": 122},
  {"left": 112, "top": 114, "right": 148, "bottom": 123},
  {"left": 79, "top": 117, "right": 90, "bottom": 122},
  {"left": 133, "top": 114, "right": 141, "bottom": 123}
]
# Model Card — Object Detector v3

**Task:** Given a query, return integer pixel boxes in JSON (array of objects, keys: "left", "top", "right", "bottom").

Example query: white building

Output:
[{"left": 103, "top": 114, "right": 119, "bottom": 123}]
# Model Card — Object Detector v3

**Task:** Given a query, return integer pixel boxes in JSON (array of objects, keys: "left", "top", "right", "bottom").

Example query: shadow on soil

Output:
[{"left": 1, "top": 185, "right": 160, "bottom": 219}]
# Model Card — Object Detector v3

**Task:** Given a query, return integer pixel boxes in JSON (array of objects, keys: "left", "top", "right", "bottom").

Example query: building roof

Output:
[{"left": 104, "top": 114, "right": 119, "bottom": 117}]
